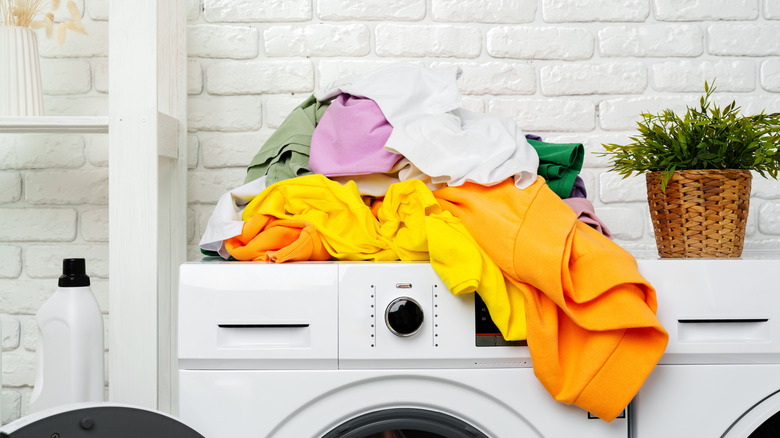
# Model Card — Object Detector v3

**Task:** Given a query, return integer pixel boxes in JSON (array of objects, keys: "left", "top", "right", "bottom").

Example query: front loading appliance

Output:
[
  {"left": 178, "top": 255, "right": 780, "bottom": 437},
  {"left": 632, "top": 255, "right": 780, "bottom": 437},
  {"left": 178, "top": 261, "right": 627, "bottom": 437}
]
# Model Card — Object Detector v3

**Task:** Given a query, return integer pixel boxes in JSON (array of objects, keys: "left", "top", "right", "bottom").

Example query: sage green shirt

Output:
[{"left": 245, "top": 95, "right": 330, "bottom": 185}]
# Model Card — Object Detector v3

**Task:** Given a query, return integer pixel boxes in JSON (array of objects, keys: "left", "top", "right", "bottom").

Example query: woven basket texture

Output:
[{"left": 646, "top": 169, "right": 752, "bottom": 258}]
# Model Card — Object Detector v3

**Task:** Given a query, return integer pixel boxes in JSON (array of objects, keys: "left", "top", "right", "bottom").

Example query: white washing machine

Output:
[
  {"left": 178, "top": 261, "right": 628, "bottom": 437},
  {"left": 177, "top": 254, "right": 780, "bottom": 437},
  {"left": 633, "top": 254, "right": 780, "bottom": 437}
]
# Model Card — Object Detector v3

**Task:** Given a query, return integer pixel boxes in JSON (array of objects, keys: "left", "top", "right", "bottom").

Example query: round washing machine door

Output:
[
  {"left": 321, "top": 408, "right": 488, "bottom": 438},
  {"left": 254, "top": 370, "right": 625, "bottom": 438},
  {"left": 723, "top": 390, "right": 780, "bottom": 438},
  {"left": 262, "top": 371, "right": 539, "bottom": 438}
]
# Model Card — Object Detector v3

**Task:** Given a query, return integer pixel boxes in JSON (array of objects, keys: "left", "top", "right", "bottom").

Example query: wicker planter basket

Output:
[{"left": 646, "top": 169, "right": 752, "bottom": 258}]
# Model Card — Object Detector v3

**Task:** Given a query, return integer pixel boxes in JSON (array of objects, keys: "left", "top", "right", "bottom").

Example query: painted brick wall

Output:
[{"left": 3, "top": 0, "right": 780, "bottom": 425}]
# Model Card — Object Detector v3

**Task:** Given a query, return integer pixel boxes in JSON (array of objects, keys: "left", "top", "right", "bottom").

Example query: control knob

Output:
[{"left": 385, "top": 297, "right": 424, "bottom": 337}]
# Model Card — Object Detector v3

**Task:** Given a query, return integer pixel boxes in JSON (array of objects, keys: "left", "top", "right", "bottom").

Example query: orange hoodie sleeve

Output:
[{"left": 433, "top": 177, "right": 668, "bottom": 422}]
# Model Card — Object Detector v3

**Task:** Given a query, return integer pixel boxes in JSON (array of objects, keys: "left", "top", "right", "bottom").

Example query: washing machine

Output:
[
  {"left": 178, "top": 261, "right": 628, "bottom": 437},
  {"left": 177, "top": 254, "right": 780, "bottom": 437},
  {"left": 632, "top": 254, "right": 780, "bottom": 437}
]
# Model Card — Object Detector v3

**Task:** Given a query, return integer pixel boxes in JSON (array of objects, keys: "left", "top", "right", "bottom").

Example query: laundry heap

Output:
[{"left": 199, "top": 63, "right": 669, "bottom": 422}]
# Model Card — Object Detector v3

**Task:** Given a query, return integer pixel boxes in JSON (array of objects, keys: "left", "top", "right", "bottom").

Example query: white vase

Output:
[{"left": 0, "top": 26, "right": 44, "bottom": 117}]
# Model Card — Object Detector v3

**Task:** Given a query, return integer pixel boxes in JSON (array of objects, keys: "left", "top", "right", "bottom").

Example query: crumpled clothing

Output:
[
  {"left": 315, "top": 63, "right": 539, "bottom": 190},
  {"left": 527, "top": 139, "right": 584, "bottom": 199},
  {"left": 245, "top": 95, "right": 329, "bottom": 185},
  {"left": 199, "top": 176, "right": 268, "bottom": 259},
  {"left": 569, "top": 176, "right": 587, "bottom": 198},
  {"left": 373, "top": 179, "right": 510, "bottom": 301},
  {"left": 563, "top": 197, "right": 612, "bottom": 239},
  {"left": 433, "top": 177, "right": 667, "bottom": 422},
  {"left": 225, "top": 216, "right": 331, "bottom": 263},
  {"left": 239, "top": 175, "right": 513, "bottom": 315},
  {"left": 241, "top": 174, "right": 396, "bottom": 261},
  {"left": 330, "top": 158, "right": 445, "bottom": 197},
  {"left": 309, "top": 93, "right": 400, "bottom": 177}
]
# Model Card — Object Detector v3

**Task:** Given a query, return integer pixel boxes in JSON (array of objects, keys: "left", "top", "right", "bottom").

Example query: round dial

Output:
[{"left": 385, "top": 297, "right": 424, "bottom": 337}]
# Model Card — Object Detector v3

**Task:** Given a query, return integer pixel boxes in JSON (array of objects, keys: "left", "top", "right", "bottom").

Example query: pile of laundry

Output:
[{"left": 198, "top": 63, "right": 668, "bottom": 422}]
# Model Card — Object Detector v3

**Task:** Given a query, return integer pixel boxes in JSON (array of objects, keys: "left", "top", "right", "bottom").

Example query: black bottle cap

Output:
[{"left": 59, "top": 258, "right": 91, "bottom": 287}]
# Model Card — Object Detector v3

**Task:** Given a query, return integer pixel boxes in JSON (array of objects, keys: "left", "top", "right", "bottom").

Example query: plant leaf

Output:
[
  {"left": 57, "top": 21, "right": 67, "bottom": 46},
  {"left": 65, "top": 19, "right": 86, "bottom": 34},
  {"left": 66, "top": 0, "right": 82, "bottom": 27}
]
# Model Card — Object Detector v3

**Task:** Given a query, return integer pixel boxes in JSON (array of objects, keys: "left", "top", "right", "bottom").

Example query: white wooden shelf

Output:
[
  {"left": 0, "top": 116, "right": 109, "bottom": 134},
  {"left": 2, "top": 1, "right": 186, "bottom": 414}
]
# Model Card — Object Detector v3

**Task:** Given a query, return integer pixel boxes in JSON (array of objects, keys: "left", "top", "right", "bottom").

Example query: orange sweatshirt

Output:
[{"left": 433, "top": 177, "right": 668, "bottom": 422}]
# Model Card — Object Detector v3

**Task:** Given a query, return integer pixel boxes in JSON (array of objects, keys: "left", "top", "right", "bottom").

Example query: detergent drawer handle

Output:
[
  {"left": 217, "top": 323, "right": 311, "bottom": 348},
  {"left": 218, "top": 324, "right": 310, "bottom": 328},
  {"left": 678, "top": 319, "right": 769, "bottom": 324},
  {"left": 677, "top": 318, "right": 770, "bottom": 343}
]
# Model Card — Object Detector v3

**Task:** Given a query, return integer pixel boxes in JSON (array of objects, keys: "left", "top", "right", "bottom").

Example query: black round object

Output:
[
  {"left": 59, "top": 258, "right": 90, "bottom": 287},
  {"left": 385, "top": 297, "right": 424, "bottom": 337},
  {"left": 80, "top": 416, "right": 94, "bottom": 430},
  {"left": 0, "top": 405, "right": 205, "bottom": 438}
]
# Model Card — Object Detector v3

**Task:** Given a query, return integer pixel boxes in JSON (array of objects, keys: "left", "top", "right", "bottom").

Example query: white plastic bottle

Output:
[{"left": 29, "top": 258, "right": 105, "bottom": 412}]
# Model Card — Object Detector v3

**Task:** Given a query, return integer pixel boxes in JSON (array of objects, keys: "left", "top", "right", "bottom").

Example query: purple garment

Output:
[
  {"left": 525, "top": 133, "right": 543, "bottom": 142},
  {"left": 563, "top": 197, "right": 612, "bottom": 239},
  {"left": 568, "top": 176, "right": 587, "bottom": 199},
  {"left": 309, "top": 93, "right": 400, "bottom": 177}
]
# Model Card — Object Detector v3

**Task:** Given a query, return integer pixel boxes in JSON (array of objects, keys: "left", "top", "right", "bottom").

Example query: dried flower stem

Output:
[
  {"left": 1, "top": 0, "right": 46, "bottom": 27},
  {"left": 1, "top": 0, "right": 86, "bottom": 45}
]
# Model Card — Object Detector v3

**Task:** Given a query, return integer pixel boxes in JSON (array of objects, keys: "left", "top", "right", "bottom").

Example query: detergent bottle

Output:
[{"left": 29, "top": 258, "right": 105, "bottom": 412}]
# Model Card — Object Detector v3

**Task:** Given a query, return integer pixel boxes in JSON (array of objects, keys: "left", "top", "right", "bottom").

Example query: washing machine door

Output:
[
  {"left": 321, "top": 408, "right": 488, "bottom": 438},
  {"left": 633, "top": 364, "right": 780, "bottom": 437},
  {"left": 722, "top": 391, "right": 780, "bottom": 438},
  {"left": 179, "top": 368, "right": 628, "bottom": 438}
]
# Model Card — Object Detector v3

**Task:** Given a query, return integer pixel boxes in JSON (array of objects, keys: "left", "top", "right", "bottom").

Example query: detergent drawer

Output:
[{"left": 178, "top": 261, "right": 339, "bottom": 370}]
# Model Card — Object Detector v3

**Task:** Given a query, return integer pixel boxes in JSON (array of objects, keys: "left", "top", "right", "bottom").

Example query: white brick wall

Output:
[
  {"left": 265, "top": 24, "right": 371, "bottom": 57},
  {"left": 598, "top": 25, "right": 703, "bottom": 57},
  {"left": 487, "top": 27, "right": 594, "bottom": 60},
  {"left": 653, "top": 0, "right": 759, "bottom": 21},
  {"left": 320, "top": 0, "right": 425, "bottom": 21},
  {"left": 376, "top": 24, "right": 482, "bottom": 58},
  {"left": 5, "top": 0, "right": 780, "bottom": 425},
  {"left": 542, "top": 0, "right": 649, "bottom": 22}
]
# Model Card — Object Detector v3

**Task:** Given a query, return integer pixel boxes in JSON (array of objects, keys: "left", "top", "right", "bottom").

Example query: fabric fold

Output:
[
  {"left": 237, "top": 175, "right": 515, "bottom": 327},
  {"left": 315, "top": 63, "right": 539, "bottom": 189},
  {"left": 433, "top": 177, "right": 668, "bottom": 422},
  {"left": 527, "top": 139, "right": 584, "bottom": 199},
  {"left": 225, "top": 215, "right": 331, "bottom": 263},
  {"left": 309, "top": 93, "right": 400, "bottom": 176},
  {"left": 244, "top": 95, "right": 329, "bottom": 185}
]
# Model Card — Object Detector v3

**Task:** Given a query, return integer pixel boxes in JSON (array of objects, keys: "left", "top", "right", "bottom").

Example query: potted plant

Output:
[
  {"left": 601, "top": 81, "right": 780, "bottom": 258},
  {"left": 1, "top": 0, "right": 86, "bottom": 116}
]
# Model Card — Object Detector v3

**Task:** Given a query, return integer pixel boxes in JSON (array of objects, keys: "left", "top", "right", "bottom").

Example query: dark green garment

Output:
[
  {"left": 244, "top": 95, "right": 330, "bottom": 185},
  {"left": 527, "top": 139, "right": 584, "bottom": 199}
]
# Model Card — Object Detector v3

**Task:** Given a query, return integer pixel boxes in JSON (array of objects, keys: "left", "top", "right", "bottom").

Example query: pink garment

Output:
[
  {"left": 563, "top": 197, "right": 613, "bottom": 239},
  {"left": 309, "top": 93, "right": 401, "bottom": 176}
]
